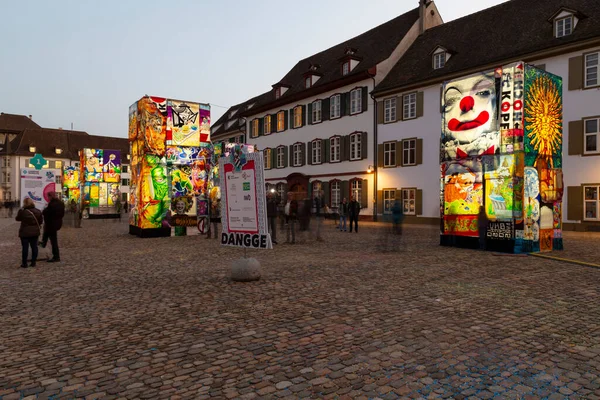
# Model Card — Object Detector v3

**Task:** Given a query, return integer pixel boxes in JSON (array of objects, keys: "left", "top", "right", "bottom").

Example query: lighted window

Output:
[
  {"left": 384, "top": 98, "right": 396, "bottom": 123},
  {"left": 264, "top": 148, "right": 272, "bottom": 169},
  {"left": 251, "top": 119, "right": 259, "bottom": 138},
  {"left": 384, "top": 141, "right": 396, "bottom": 167},
  {"left": 584, "top": 118, "right": 600, "bottom": 154},
  {"left": 277, "top": 111, "right": 285, "bottom": 132},
  {"left": 350, "top": 133, "right": 361, "bottom": 160},
  {"left": 584, "top": 185, "right": 600, "bottom": 221},
  {"left": 330, "top": 136, "right": 341, "bottom": 162},
  {"left": 351, "top": 180, "right": 361, "bottom": 204},
  {"left": 555, "top": 16, "right": 573, "bottom": 38},
  {"left": 312, "top": 100, "right": 322, "bottom": 123},
  {"left": 402, "top": 188, "right": 416, "bottom": 215},
  {"left": 293, "top": 106, "right": 303, "bottom": 128},
  {"left": 55, "top": 160, "right": 63, "bottom": 169},
  {"left": 264, "top": 115, "right": 272, "bottom": 135},
  {"left": 403, "top": 93, "right": 417, "bottom": 120},
  {"left": 312, "top": 140, "right": 322, "bottom": 164},
  {"left": 350, "top": 89, "right": 362, "bottom": 114},
  {"left": 330, "top": 95, "right": 341, "bottom": 119},
  {"left": 585, "top": 52, "right": 599, "bottom": 88},
  {"left": 402, "top": 139, "right": 416, "bottom": 166}
]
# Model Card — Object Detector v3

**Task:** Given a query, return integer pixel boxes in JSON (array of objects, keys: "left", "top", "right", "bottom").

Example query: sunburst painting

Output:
[{"left": 524, "top": 66, "right": 563, "bottom": 168}]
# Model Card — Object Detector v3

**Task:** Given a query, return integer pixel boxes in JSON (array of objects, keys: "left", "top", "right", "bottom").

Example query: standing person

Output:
[
  {"left": 208, "top": 198, "right": 221, "bottom": 239},
  {"left": 41, "top": 192, "right": 65, "bottom": 263},
  {"left": 348, "top": 195, "right": 361, "bottom": 233},
  {"left": 267, "top": 192, "right": 278, "bottom": 244},
  {"left": 15, "top": 198, "right": 43, "bottom": 268},
  {"left": 478, "top": 204, "right": 488, "bottom": 250},
  {"left": 8, "top": 200, "right": 15, "bottom": 218},
  {"left": 284, "top": 192, "right": 298, "bottom": 244},
  {"left": 314, "top": 192, "right": 323, "bottom": 241},
  {"left": 392, "top": 199, "right": 404, "bottom": 235},
  {"left": 338, "top": 198, "right": 348, "bottom": 232}
]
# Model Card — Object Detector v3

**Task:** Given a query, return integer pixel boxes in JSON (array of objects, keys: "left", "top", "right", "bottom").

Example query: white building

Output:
[
  {"left": 372, "top": 0, "right": 600, "bottom": 231},
  {"left": 214, "top": 1, "right": 441, "bottom": 219}
]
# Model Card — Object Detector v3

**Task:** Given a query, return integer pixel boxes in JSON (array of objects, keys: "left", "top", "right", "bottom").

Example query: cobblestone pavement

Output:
[{"left": 1, "top": 216, "right": 600, "bottom": 399}]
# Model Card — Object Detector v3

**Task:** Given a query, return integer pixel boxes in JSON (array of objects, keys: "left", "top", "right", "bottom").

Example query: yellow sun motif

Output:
[{"left": 524, "top": 75, "right": 562, "bottom": 167}]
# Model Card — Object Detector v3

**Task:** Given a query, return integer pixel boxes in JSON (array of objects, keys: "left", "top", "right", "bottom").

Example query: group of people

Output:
[
  {"left": 266, "top": 192, "right": 363, "bottom": 245},
  {"left": 15, "top": 193, "right": 65, "bottom": 268},
  {"left": 1, "top": 200, "right": 19, "bottom": 217}
]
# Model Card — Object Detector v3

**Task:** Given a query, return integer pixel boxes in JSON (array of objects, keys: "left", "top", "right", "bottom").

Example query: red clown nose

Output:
[{"left": 460, "top": 96, "right": 475, "bottom": 113}]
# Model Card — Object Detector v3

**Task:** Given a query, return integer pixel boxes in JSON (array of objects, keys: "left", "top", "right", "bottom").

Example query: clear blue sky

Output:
[{"left": 0, "top": 0, "right": 506, "bottom": 138}]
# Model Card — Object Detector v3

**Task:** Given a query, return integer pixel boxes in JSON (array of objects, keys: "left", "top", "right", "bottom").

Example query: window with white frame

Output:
[
  {"left": 350, "top": 133, "right": 361, "bottom": 160},
  {"left": 277, "top": 146, "right": 285, "bottom": 168},
  {"left": 312, "top": 181, "right": 322, "bottom": 199},
  {"left": 264, "top": 115, "right": 272, "bottom": 135},
  {"left": 384, "top": 98, "right": 396, "bottom": 123},
  {"left": 312, "top": 100, "right": 322, "bottom": 123},
  {"left": 585, "top": 52, "right": 599, "bottom": 88},
  {"left": 403, "top": 93, "right": 417, "bottom": 119},
  {"left": 584, "top": 185, "right": 600, "bottom": 221},
  {"left": 555, "top": 16, "right": 573, "bottom": 38},
  {"left": 277, "top": 183, "right": 285, "bottom": 201},
  {"left": 342, "top": 62, "right": 350, "bottom": 76},
  {"left": 585, "top": 118, "right": 600, "bottom": 154},
  {"left": 277, "top": 111, "right": 285, "bottom": 132},
  {"left": 331, "top": 181, "right": 340, "bottom": 208},
  {"left": 251, "top": 119, "right": 259, "bottom": 138},
  {"left": 402, "top": 188, "right": 416, "bottom": 215},
  {"left": 312, "top": 140, "right": 322, "bottom": 164},
  {"left": 305, "top": 76, "right": 311, "bottom": 88},
  {"left": 350, "top": 88, "right": 362, "bottom": 114},
  {"left": 383, "top": 189, "right": 396, "bottom": 214},
  {"left": 433, "top": 52, "right": 446, "bottom": 69},
  {"left": 330, "top": 94, "right": 341, "bottom": 119},
  {"left": 330, "top": 136, "right": 341, "bottom": 162},
  {"left": 1, "top": 171, "right": 10, "bottom": 184},
  {"left": 264, "top": 148, "right": 272, "bottom": 169},
  {"left": 1, "top": 156, "right": 10, "bottom": 167},
  {"left": 351, "top": 180, "right": 361, "bottom": 204},
  {"left": 402, "top": 139, "right": 416, "bottom": 166},
  {"left": 384, "top": 141, "right": 396, "bottom": 167},
  {"left": 122, "top": 165, "right": 129, "bottom": 173},
  {"left": 293, "top": 143, "right": 302, "bottom": 166},
  {"left": 293, "top": 106, "right": 302, "bottom": 128},
  {"left": 3, "top": 191, "right": 11, "bottom": 200}
]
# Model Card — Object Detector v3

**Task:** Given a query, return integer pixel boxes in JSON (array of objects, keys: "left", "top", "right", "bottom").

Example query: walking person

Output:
[
  {"left": 338, "top": 198, "right": 348, "bottom": 232},
  {"left": 15, "top": 198, "right": 43, "bottom": 268},
  {"left": 41, "top": 192, "right": 65, "bottom": 263},
  {"left": 284, "top": 192, "right": 298, "bottom": 244},
  {"left": 348, "top": 195, "right": 361, "bottom": 233},
  {"left": 392, "top": 199, "right": 404, "bottom": 235},
  {"left": 267, "top": 192, "right": 278, "bottom": 244}
]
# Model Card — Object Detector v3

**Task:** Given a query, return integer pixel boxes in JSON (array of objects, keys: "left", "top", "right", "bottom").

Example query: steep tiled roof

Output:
[
  {"left": 240, "top": 6, "right": 421, "bottom": 116},
  {"left": 211, "top": 93, "right": 269, "bottom": 139},
  {"left": 0, "top": 113, "right": 41, "bottom": 132},
  {"left": 374, "top": 0, "right": 600, "bottom": 94}
]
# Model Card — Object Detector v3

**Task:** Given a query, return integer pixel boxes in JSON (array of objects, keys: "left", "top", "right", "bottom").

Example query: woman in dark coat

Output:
[{"left": 15, "top": 198, "right": 44, "bottom": 268}]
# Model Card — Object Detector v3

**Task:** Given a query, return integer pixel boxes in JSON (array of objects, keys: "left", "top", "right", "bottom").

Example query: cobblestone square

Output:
[{"left": 1, "top": 217, "right": 600, "bottom": 399}]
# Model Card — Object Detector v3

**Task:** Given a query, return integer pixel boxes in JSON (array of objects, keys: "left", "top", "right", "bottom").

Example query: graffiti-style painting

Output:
[
  {"left": 441, "top": 62, "right": 562, "bottom": 253},
  {"left": 168, "top": 101, "right": 200, "bottom": 147},
  {"left": 138, "top": 97, "right": 167, "bottom": 156},
  {"left": 200, "top": 105, "right": 211, "bottom": 143},
  {"left": 139, "top": 155, "right": 170, "bottom": 229},
  {"left": 84, "top": 149, "right": 103, "bottom": 182},
  {"left": 166, "top": 146, "right": 202, "bottom": 165},
  {"left": 102, "top": 150, "right": 121, "bottom": 183}
]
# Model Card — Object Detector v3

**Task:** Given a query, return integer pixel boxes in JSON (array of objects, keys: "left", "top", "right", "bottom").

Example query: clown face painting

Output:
[{"left": 442, "top": 71, "right": 499, "bottom": 161}]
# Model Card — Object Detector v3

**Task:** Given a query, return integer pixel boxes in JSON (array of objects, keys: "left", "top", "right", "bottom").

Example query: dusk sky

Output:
[{"left": 0, "top": 0, "right": 507, "bottom": 138}]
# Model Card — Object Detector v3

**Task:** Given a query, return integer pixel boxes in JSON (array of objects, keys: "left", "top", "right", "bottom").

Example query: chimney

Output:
[
  {"left": 419, "top": 0, "right": 427, "bottom": 34},
  {"left": 28, "top": 115, "right": 32, "bottom": 119},
  {"left": 58, "top": 127, "right": 63, "bottom": 130}
]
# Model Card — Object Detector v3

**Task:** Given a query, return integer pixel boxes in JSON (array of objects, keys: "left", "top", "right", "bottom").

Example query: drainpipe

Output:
[{"left": 369, "top": 73, "right": 378, "bottom": 222}]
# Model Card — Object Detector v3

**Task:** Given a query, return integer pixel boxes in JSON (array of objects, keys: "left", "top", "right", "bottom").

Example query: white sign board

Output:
[
  {"left": 219, "top": 150, "right": 272, "bottom": 249},
  {"left": 20, "top": 168, "right": 61, "bottom": 210}
]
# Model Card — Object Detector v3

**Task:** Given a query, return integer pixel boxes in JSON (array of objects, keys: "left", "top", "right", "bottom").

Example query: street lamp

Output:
[{"left": 367, "top": 165, "right": 374, "bottom": 173}]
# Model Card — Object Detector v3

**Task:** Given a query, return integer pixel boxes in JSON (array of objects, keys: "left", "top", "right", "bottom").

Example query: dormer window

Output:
[
  {"left": 342, "top": 62, "right": 350, "bottom": 76},
  {"left": 275, "top": 87, "right": 281, "bottom": 99},
  {"left": 555, "top": 15, "right": 573, "bottom": 37},
  {"left": 432, "top": 46, "right": 450, "bottom": 70},
  {"left": 305, "top": 76, "right": 311, "bottom": 88},
  {"left": 228, "top": 109, "right": 238, "bottom": 119},
  {"left": 273, "top": 84, "right": 290, "bottom": 99}
]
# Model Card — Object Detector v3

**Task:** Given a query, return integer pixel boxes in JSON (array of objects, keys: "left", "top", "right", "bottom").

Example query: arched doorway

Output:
[{"left": 287, "top": 173, "right": 309, "bottom": 200}]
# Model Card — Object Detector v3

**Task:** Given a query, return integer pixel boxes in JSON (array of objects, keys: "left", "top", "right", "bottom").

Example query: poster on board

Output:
[
  {"left": 20, "top": 168, "right": 61, "bottom": 210},
  {"left": 218, "top": 145, "right": 272, "bottom": 249}
]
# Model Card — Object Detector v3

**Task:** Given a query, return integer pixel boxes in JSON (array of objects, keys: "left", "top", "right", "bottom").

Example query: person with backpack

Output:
[{"left": 15, "top": 198, "right": 43, "bottom": 268}]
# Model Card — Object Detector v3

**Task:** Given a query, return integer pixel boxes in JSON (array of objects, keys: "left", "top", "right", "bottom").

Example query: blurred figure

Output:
[
  {"left": 285, "top": 192, "right": 298, "bottom": 244},
  {"left": 267, "top": 192, "right": 278, "bottom": 244},
  {"left": 392, "top": 199, "right": 404, "bottom": 235},
  {"left": 478, "top": 204, "right": 488, "bottom": 250},
  {"left": 338, "top": 198, "right": 348, "bottom": 232}
]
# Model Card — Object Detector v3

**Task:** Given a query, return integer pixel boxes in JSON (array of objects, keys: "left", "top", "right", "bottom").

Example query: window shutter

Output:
[
  {"left": 321, "top": 98, "right": 330, "bottom": 121},
  {"left": 377, "top": 101, "right": 384, "bottom": 124},
  {"left": 271, "top": 114, "right": 277, "bottom": 133},
  {"left": 361, "top": 132, "right": 368, "bottom": 160},
  {"left": 301, "top": 142, "right": 306, "bottom": 166},
  {"left": 399, "top": 95, "right": 404, "bottom": 121},
  {"left": 377, "top": 144, "right": 384, "bottom": 168},
  {"left": 341, "top": 180, "right": 349, "bottom": 201},
  {"left": 439, "top": 85, "right": 444, "bottom": 114},
  {"left": 324, "top": 139, "right": 330, "bottom": 163},
  {"left": 271, "top": 149, "right": 276, "bottom": 168},
  {"left": 307, "top": 142, "right": 313, "bottom": 165},
  {"left": 301, "top": 105, "right": 306, "bottom": 126},
  {"left": 342, "top": 93, "right": 349, "bottom": 116},
  {"left": 249, "top": 120, "right": 254, "bottom": 137},
  {"left": 258, "top": 118, "right": 264, "bottom": 136},
  {"left": 416, "top": 138, "right": 423, "bottom": 165},
  {"left": 341, "top": 135, "right": 348, "bottom": 161},
  {"left": 416, "top": 189, "right": 423, "bottom": 216},
  {"left": 322, "top": 181, "right": 330, "bottom": 206},
  {"left": 284, "top": 110, "right": 289, "bottom": 130},
  {"left": 361, "top": 179, "right": 368, "bottom": 209},
  {"left": 567, "top": 186, "right": 583, "bottom": 221},
  {"left": 397, "top": 141, "right": 404, "bottom": 166},
  {"left": 289, "top": 144, "right": 294, "bottom": 166},
  {"left": 416, "top": 91, "right": 424, "bottom": 118},
  {"left": 307, "top": 103, "right": 313, "bottom": 125},
  {"left": 377, "top": 190, "right": 383, "bottom": 214},
  {"left": 283, "top": 146, "right": 288, "bottom": 168},
  {"left": 568, "top": 56, "right": 583, "bottom": 91},
  {"left": 568, "top": 120, "right": 583, "bottom": 156},
  {"left": 361, "top": 87, "right": 368, "bottom": 112},
  {"left": 290, "top": 108, "right": 295, "bottom": 128}
]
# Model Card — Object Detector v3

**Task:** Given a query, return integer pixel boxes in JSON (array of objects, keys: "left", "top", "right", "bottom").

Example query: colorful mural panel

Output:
[
  {"left": 102, "top": 150, "right": 121, "bottom": 183},
  {"left": 443, "top": 215, "right": 479, "bottom": 237},
  {"left": 63, "top": 166, "right": 80, "bottom": 189},
  {"left": 84, "top": 148, "right": 103, "bottom": 182},
  {"left": 138, "top": 97, "right": 167, "bottom": 156},
  {"left": 167, "top": 100, "right": 200, "bottom": 147}
]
